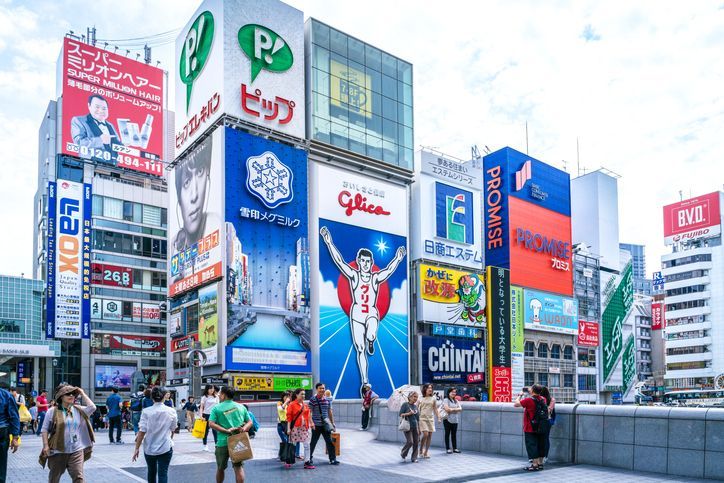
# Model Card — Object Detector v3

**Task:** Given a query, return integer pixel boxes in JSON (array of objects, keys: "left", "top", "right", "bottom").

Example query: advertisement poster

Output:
[
  {"left": 510, "top": 286, "right": 525, "bottom": 394},
  {"left": 420, "top": 336, "right": 485, "bottom": 384},
  {"left": 168, "top": 130, "right": 224, "bottom": 297},
  {"left": 663, "top": 192, "right": 721, "bottom": 245},
  {"left": 602, "top": 262, "right": 634, "bottom": 383},
  {"left": 314, "top": 163, "right": 409, "bottom": 399},
  {"left": 94, "top": 364, "right": 135, "bottom": 389},
  {"left": 46, "top": 180, "right": 91, "bottom": 339},
  {"left": 233, "top": 375, "right": 274, "bottom": 392},
  {"left": 486, "top": 266, "right": 511, "bottom": 402},
  {"left": 198, "top": 282, "right": 219, "bottom": 364},
  {"left": 417, "top": 263, "right": 486, "bottom": 327},
  {"left": 171, "top": 333, "right": 197, "bottom": 353},
  {"left": 169, "top": 310, "right": 184, "bottom": 338},
  {"left": 651, "top": 303, "right": 664, "bottom": 331},
  {"left": 578, "top": 321, "right": 600, "bottom": 346},
  {"left": 91, "top": 263, "right": 132, "bottom": 287},
  {"left": 91, "top": 334, "right": 165, "bottom": 357},
  {"left": 102, "top": 299, "right": 122, "bottom": 321},
  {"left": 622, "top": 335, "right": 636, "bottom": 395},
  {"left": 273, "top": 376, "right": 312, "bottom": 392},
  {"left": 523, "top": 289, "right": 579, "bottom": 335},
  {"left": 225, "top": 128, "right": 310, "bottom": 373},
  {"left": 61, "top": 38, "right": 164, "bottom": 176}
]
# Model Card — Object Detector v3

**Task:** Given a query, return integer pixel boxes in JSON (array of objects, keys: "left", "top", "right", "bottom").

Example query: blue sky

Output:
[{"left": 1, "top": 1, "right": 723, "bottom": 277}]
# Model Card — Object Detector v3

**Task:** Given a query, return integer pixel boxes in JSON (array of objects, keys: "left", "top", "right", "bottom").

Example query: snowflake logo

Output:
[{"left": 245, "top": 151, "right": 294, "bottom": 209}]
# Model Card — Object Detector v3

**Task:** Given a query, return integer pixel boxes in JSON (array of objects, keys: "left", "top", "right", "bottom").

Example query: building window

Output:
[
  {"left": 524, "top": 372, "right": 535, "bottom": 387},
  {"left": 524, "top": 341, "right": 535, "bottom": 357},
  {"left": 538, "top": 373, "right": 548, "bottom": 386},
  {"left": 563, "top": 346, "right": 573, "bottom": 360},
  {"left": 578, "top": 374, "right": 596, "bottom": 391},
  {"left": 537, "top": 344, "right": 548, "bottom": 358},
  {"left": 549, "top": 374, "right": 560, "bottom": 387},
  {"left": 564, "top": 374, "right": 574, "bottom": 388},
  {"left": 550, "top": 345, "right": 561, "bottom": 359}
]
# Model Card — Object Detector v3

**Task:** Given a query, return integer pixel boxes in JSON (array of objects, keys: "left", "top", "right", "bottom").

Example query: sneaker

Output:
[
  {"left": 304, "top": 462, "right": 316, "bottom": 469},
  {"left": 203, "top": 445, "right": 210, "bottom": 452},
  {"left": 116, "top": 441, "right": 125, "bottom": 445},
  {"left": 329, "top": 460, "right": 340, "bottom": 465},
  {"left": 446, "top": 449, "right": 452, "bottom": 454},
  {"left": 453, "top": 449, "right": 461, "bottom": 454}
]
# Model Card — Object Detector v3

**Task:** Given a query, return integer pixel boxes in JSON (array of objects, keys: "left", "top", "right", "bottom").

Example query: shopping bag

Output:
[
  {"left": 228, "top": 431, "right": 254, "bottom": 463},
  {"left": 191, "top": 418, "right": 207, "bottom": 439},
  {"left": 324, "top": 431, "right": 341, "bottom": 456},
  {"left": 18, "top": 404, "right": 31, "bottom": 423},
  {"left": 281, "top": 441, "right": 296, "bottom": 465}
]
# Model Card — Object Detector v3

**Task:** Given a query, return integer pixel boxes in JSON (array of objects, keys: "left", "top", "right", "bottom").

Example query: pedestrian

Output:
[
  {"left": 30, "top": 401, "right": 38, "bottom": 434},
  {"left": 307, "top": 382, "right": 339, "bottom": 467},
  {"left": 35, "top": 389, "right": 49, "bottom": 436},
  {"left": 538, "top": 386, "right": 556, "bottom": 465},
  {"left": 441, "top": 387, "right": 462, "bottom": 454},
  {"left": 208, "top": 386, "right": 253, "bottom": 483},
  {"left": 514, "top": 384, "right": 550, "bottom": 471},
  {"left": 130, "top": 384, "right": 146, "bottom": 435},
  {"left": 143, "top": 388, "right": 154, "bottom": 409},
  {"left": 163, "top": 391, "right": 174, "bottom": 408},
  {"left": 40, "top": 384, "right": 97, "bottom": 483},
  {"left": 199, "top": 385, "right": 219, "bottom": 452},
  {"left": 106, "top": 387, "right": 123, "bottom": 444},
  {"left": 0, "top": 384, "right": 21, "bottom": 483},
  {"left": 132, "top": 387, "right": 177, "bottom": 483},
  {"left": 418, "top": 383, "right": 438, "bottom": 459},
  {"left": 91, "top": 409, "right": 102, "bottom": 432},
  {"left": 286, "top": 388, "right": 313, "bottom": 469},
  {"left": 360, "top": 384, "right": 378, "bottom": 431},
  {"left": 182, "top": 397, "right": 198, "bottom": 432},
  {"left": 399, "top": 390, "right": 419, "bottom": 463},
  {"left": 242, "top": 404, "right": 259, "bottom": 439}
]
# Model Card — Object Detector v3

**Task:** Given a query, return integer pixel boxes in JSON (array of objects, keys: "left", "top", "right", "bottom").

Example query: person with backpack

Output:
[
  {"left": 514, "top": 384, "right": 550, "bottom": 471},
  {"left": 539, "top": 386, "right": 556, "bottom": 464},
  {"left": 130, "top": 384, "right": 146, "bottom": 435}
]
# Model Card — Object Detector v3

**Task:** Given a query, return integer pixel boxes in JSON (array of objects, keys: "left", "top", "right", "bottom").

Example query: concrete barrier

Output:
[{"left": 247, "top": 399, "right": 724, "bottom": 480}]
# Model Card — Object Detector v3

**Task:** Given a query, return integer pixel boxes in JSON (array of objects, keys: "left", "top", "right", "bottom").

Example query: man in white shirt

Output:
[{"left": 132, "top": 387, "right": 177, "bottom": 483}]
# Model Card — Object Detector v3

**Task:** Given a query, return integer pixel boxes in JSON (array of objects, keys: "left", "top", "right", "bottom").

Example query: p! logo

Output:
[
  {"left": 180, "top": 11, "right": 214, "bottom": 113},
  {"left": 238, "top": 24, "right": 293, "bottom": 82}
]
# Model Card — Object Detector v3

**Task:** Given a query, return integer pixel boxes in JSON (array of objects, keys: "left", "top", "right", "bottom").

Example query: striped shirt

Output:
[{"left": 308, "top": 395, "right": 331, "bottom": 426}]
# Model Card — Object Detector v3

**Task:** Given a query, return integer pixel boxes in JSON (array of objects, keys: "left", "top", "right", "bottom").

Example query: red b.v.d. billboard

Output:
[{"left": 663, "top": 192, "right": 721, "bottom": 245}]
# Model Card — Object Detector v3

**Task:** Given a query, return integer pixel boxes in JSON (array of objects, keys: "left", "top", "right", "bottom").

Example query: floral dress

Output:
[{"left": 287, "top": 400, "right": 311, "bottom": 444}]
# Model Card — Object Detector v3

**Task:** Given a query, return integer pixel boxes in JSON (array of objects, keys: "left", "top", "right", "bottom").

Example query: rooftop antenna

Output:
[
  {"left": 471, "top": 145, "right": 481, "bottom": 160},
  {"left": 577, "top": 137, "right": 581, "bottom": 176},
  {"left": 525, "top": 121, "right": 529, "bottom": 154},
  {"left": 144, "top": 44, "right": 152, "bottom": 64},
  {"left": 114, "top": 46, "right": 118, "bottom": 53},
  {"left": 679, "top": 190, "right": 683, "bottom": 201},
  {"left": 136, "top": 53, "right": 141, "bottom": 61},
  {"left": 484, "top": 145, "right": 491, "bottom": 154}
]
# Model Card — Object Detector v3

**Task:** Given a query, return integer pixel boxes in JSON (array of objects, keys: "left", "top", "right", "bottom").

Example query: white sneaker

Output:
[{"left": 203, "top": 444, "right": 210, "bottom": 452}]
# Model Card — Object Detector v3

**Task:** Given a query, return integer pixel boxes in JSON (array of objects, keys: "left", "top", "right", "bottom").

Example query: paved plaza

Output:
[{"left": 7, "top": 424, "right": 716, "bottom": 482}]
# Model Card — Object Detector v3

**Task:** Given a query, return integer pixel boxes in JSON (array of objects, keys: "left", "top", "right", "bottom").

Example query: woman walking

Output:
[
  {"left": 277, "top": 391, "right": 300, "bottom": 461},
  {"left": 399, "top": 391, "right": 419, "bottom": 463},
  {"left": 287, "top": 388, "right": 314, "bottom": 469},
  {"left": 418, "top": 383, "right": 438, "bottom": 459},
  {"left": 198, "top": 385, "right": 219, "bottom": 452},
  {"left": 442, "top": 388, "right": 462, "bottom": 454},
  {"left": 40, "top": 384, "right": 97, "bottom": 483},
  {"left": 539, "top": 386, "right": 556, "bottom": 466},
  {"left": 132, "top": 387, "right": 178, "bottom": 483}
]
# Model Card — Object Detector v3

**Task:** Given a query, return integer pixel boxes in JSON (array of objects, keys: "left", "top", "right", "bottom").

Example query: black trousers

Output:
[
  {"left": 361, "top": 407, "right": 371, "bottom": 429},
  {"left": 443, "top": 419, "right": 458, "bottom": 450},
  {"left": 0, "top": 426, "right": 9, "bottom": 483},
  {"left": 108, "top": 415, "right": 122, "bottom": 442},
  {"left": 524, "top": 431, "right": 548, "bottom": 460},
  {"left": 309, "top": 426, "right": 336, "bottom": 462}
]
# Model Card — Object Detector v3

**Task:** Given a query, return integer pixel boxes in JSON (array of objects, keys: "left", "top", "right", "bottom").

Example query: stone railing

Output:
[{"left": 247, "top": 400, "right": 724, "bottom": 480}]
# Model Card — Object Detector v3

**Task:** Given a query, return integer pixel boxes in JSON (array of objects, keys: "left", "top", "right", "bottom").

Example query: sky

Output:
[{"left": 1, "top": 0, "right": 723, "bottom": 278}]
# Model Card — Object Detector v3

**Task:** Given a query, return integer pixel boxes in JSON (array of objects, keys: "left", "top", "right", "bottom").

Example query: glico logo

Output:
[
  {"left": 435, "top": 182, "right": 473, "bottom": 244},
  {"left": 514, "top": 228, "right": 570, "bottom": 259},
  {"left": 58, "top": 191, "right": 81, "bottom": 274},
  {"left": 338, "top": 191, "right": 390, "bottom": 217}
]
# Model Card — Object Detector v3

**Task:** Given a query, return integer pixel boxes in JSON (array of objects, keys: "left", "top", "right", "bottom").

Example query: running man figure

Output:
[{"left": 320, "top": 226, "right": 406, "bottom": 395}]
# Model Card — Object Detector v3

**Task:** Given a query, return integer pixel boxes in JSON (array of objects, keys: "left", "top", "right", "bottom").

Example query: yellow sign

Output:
[
  {"left": 419, "top": 263, "right": 472, "bottom": 303},
  {"left": 233, "top": 375, "right": 274, "bottom": 392},
  {"left": 330, "top": 59, "right": 372, "bottom": 118}
]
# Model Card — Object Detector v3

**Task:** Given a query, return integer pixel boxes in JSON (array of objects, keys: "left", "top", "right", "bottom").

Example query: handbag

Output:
[
  {"left": 191, "top": 418, "right": 207, "bottom": 439},
  {"left": 323, "top": 417, "right": 334, "bottom": 433},
  {"left": 438, "top": 406, "right": 448, "bottom": 420},
  {"left": 398, "top": 416, "right": 410, "bottom": 432},
  {"left": 284, "top": 404, "right": 305, "bottom": 465},
  {"left": 18, "top": 404, "right": 31, "bottom": 423},
  {"left": 227, "top": 431, "right": 254, "bottom": 463}
]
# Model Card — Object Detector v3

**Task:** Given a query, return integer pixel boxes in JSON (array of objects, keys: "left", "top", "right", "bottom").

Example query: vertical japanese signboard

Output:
[
  {"left": 47, "top": 180, "right": 92, "bottom": 339},
  {"left": 486, "top": 266, "right": 511, "bottom": 402},
  {"left": 651, "top": 303, "right": 664, "bottom": 330},
  {"left": 621, "top": 335, "right": 636, "bottom": 395},
  {"left": 61, "top": 38, "right": 165, "bottom": 176},
  {"left": 602, "top": 262, "right": 634, "bottom": 383},
  {"left": 510, "top": 286, "right": 525, "bottom": 394}
]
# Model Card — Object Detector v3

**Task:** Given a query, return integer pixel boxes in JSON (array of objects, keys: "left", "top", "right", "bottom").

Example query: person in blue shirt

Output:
[
  {"left": 0, "top": 385, "right": 21, "bottom": 483},
  {"left": 106, "top": 387, "right": 124, "bottom": 444}
]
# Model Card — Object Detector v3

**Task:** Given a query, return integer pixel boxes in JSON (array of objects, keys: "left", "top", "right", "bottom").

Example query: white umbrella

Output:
[{"left": 387, "top": 384, "right": 422, "bottom": 412}]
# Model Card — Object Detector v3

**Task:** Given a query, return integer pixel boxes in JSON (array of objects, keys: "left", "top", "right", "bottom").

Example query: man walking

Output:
[
  {"left": 130, "top": 384, "right": 146, "bottom": 434},
  {"left": 0, "top": 385, "right": 20, "bottom": 483},
  {"left": 208, "top": 386, "right": 252, "bottom": 483},
  {"left": 360, "top": 384, "right": 378, "bottom": 431},
  {"left": 308, "top": 382, "right": 339, "bottom": 466},
  {"left": 35, "top": 389, "right": 48, "bottom": 436},
  {"left": 106, "top": 387, "right": 124, "bottom": 444},
  {"left": 182, "top": 397, "right": 198, "bottom": 432}
]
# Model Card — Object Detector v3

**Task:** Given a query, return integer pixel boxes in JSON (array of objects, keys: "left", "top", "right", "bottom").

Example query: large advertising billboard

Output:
[
  {"left": 417, "top": 263, "right": 486, "bottom": 327},
  {"left": 61, "top": 38, "right": 164, "bottom": 176},
  {"left": 225, "top": 128, "right": 310, "bottom": 373},
  {"left": 602, "top": 262, "right": 634, "bottom": 383},
  {"left": 523, "top": 289, "right": 579, "bottom": 335},
  {"left": 486, "top": 266, "right": 511, "bottom": 402},
  {"left": 313, "top": 163, "right": 408, "bottom": 399},
  {"left": 663, "top": 192, "right": 721, "bottom": 245},
  {"left": 578, "top": 321, "right": 600, "bottom": 346},
  {"left": 199, "top": 282, "right": 220, "bottom": 365},
  {"left": 46, "top": 180, "right": 91, "bottom": 339},
  {"left": 91, "top": 333, "right": 165, "bottom": 357},
  {"left": 420, "top": 336, "right": 485, "bottom": 384},
  {"left": 91, "top": 263, "right": 132, "bottom": 288},
  {"left": 510, "top": 286, "right": 525, "bottom": 394},
  {"left": 175, "top": 0, "right": 305, "bottom": 155},
  {"left": 651, "top": 302, "right": 664, "bottom": 330},
  {"left": 168, "top": 129, "right": 224, "bottom": 298},
  {"left": 621, "top": 335, "right": 636, "bottom": 395}
]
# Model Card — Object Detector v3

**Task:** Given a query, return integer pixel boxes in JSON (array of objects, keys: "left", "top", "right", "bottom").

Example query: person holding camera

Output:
[{"left": 514, "top": 384, "right": 550, "bottom": 472}]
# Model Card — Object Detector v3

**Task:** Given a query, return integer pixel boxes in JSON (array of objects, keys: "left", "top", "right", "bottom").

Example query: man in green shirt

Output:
[{"left": 208, "top": 386, "right": 253, "bottom": 483}]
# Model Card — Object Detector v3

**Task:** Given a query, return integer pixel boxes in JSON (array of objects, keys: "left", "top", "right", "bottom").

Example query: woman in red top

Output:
[
  {"left": 514, "top": 384, "right": 548, "bottom": 471},
  {"left": 286, "top": 388, "right": 314, "bottom": 469}
]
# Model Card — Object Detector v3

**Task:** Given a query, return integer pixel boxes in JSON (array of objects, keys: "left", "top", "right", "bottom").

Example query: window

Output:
[
  {"left": 104, "top": 198, "right": 123, "bottom": 219},
  {"left": 524, "top": 341, "right": 535, "bottom": 357},
  {"left": 186, "top": 304, "right": 199, "bottom": 334},
  {"left": 525, "top": 372, "right": 535, "bottom": 387},
  {"left": 549, "top": 374, "right": 560, "bottom": 387},
  {"left": 563, "top": 346, "right": 573, "bottom": 360},
  {"left": 538, "top": 373, "right": 548, "bottom": 386},
  {"left": 564, "top": 374, "right": 574, "bottom": 388},
  {"left": 92, "top": 195, "right": 103, "bottom": 216},
  {"left": 143, "top": 205, "right": 162, "bottom": 226},
  {"left": 550, "top": 345, "right": 561, "bottom": 359},
  {"left": 578, "top": 375, "right": 596, "bottom": 391},
  {"left": 56, "top": 158, "right": 84, "bottom": 183},
  {"left": 537, "top": 344, "right": 548, "bottom": 358},
  {"left": 123, "top": 201, "right": 133, "bottom": 221}
]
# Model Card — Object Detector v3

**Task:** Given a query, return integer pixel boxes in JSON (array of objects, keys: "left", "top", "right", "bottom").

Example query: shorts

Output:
[
  {"left": 215, "top": 445, "right": 243, "bottom": 470},
  {"left": 524, "top": 432, "right": 546, "bottom": 459}
]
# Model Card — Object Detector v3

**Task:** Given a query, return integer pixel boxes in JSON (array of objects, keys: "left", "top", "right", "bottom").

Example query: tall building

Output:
[
  {"left": 661, "top": 191, "right": 724, "bottom": 390},
  {"left": 620, "top": 242, "right": 653, "bottom": 295},
  {"left": 572, "top": 246, "right": 601, "bottom": 403}
]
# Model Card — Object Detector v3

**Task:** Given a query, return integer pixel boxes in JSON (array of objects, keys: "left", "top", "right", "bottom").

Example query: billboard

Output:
[
  {"left": 314, "top": 163, "right": 408, "bottom": 399},
  {"left": 61, "top": 38, "right": 164, "bottom": 176},
  {"left": 91, "top": 263, "right": 132, "bottom": 287},
  {"left": 175, "top": 0, "right": 305, "bottom": 155},
  {"left": 417, "top": 263, "right": 486, "bottom": 327},
  {"left": 420, "top": 336, "right": 485, "bottom": 384},
  {"left": 199, "top": 282, "right": 220, "bottom": 364},
  {"left": 578, "top": 321, "right": 600, "bottom": 347},
  {"left": 171, "top": 333, "right": 197, "bottom": 353},
  {"left": 46, "top": 180, "right": 92, "bottom": 339},
  {"left": 523, "top": 289, "right": 579, "bottom": 335},
  {"left": 168, "top": 129, "right": 224, "bottom": 297},
  {"left": 663, "top": 192, "right": 721, "bottom": 245},
  {"left": 651, "top": 302, "right": 664, "bottom": 330},
  {"left": 91, "top": 333, "right": 165, "bottom": 357},
  {"left": 486, "top": 266, "right": 511, "bottom": 402},
  {"left": 419, "top": 150, "right": 483, "bottom": 188},
  {"left": 225, "top": 128, "right": 310, "bottom": 373},
  {"left": 510, "top": 286, "right": 525, "bottom": 394},
  {"left": 602, "top": 262, "right": 634, "bottom": 383},
  {"left": 622, "top": 335, "right": 636, "bottom": 395},
  {"left": 94, "top": 364, "right": 135, "bottom": 390}
]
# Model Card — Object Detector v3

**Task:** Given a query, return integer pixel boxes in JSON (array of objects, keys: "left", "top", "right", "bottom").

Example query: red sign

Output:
[
  {"left": 91, "top": 263, "right": 133, "bottom": 287},
  {"left": 337, "top": 191, "right": 391, "bottom": 217},
  {"left": 490, "top": 366, "right": 512, "bottom": 402},
  {"left": 651, "top": 303, "right": 664, "bottom": 330},
  {"left": 577, "top": 321, "right": 600, "bottom": 347},
  {"left": 466, "top": 373, "right": 485, "bottom": 384},
  {"left": 169, "top": 261, "right": 222, "bottom": 297},
  {"left": 171, "top": 334, "right": 197, "bottom": 353},
  {"left": 61, "top": 38, "right": 165, "bottom": 176},
  {"left": 663, "top": 192, "right": 721, "bottom": 245},
  {"left": 508, "top": 197, "right": 573, "bottom": 296},
  {"left": 108, "top": 334, "right": 165, "bottom": 353}
]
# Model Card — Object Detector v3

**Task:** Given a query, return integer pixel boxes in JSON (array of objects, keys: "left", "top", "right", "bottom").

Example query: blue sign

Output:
[
  {"left": 421, "top": 336, "right": 486, "bottom": 384},
  {"left": 225, "top": 128, "right": 310, "bottom": 373},
  {"left": 523, "top": 288, "right": 579, "bottom": 335},
  {"left": 653, "top": 271, "right": 665, "bottom": 287},
  {"left": 432, "top": 323, "right": 481, "bottom": 339},
  {"left": 483, "top": 153, "right": 510, "bottom": 269},
  {"left": 435, "top": 182, "right": 474, "bottom": 244}
]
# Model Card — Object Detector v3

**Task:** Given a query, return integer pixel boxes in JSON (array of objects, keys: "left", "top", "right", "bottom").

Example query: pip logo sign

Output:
[{"left": 435, "top": 182, "right": 473, "bottom": 244}]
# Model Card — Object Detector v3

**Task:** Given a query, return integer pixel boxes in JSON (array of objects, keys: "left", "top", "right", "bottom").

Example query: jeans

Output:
[
  {"left": 0, "top": 427, "right": 8, "bottom": 483},
  {"left": 401, "top": 429, "right": 419, "bottom": 461},
  {"left": 443, "top": 419, "right": 458, "bottom": 450},
  {"left": 144, "top": 449, "right": 173, "bottom": 483},
  {"left": 309, "top": 426, "right": 336, "bottom": 462},
  {"left": 202, "top": 413, "right": 217, "bottom": 445},
  {"left": 361, "top": 407, "right": 371, "bottom": 429},
  {"left": 132, "top": 411, "right": 141, "bottom": 433},
  {"left": 108, "top": 415, "right": 122, "bottom": 442},
  {"left": 36, "top": 411, "right": 46, "bottom": 436}
]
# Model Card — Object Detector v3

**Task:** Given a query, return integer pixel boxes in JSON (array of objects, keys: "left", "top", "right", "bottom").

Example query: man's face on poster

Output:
[
  {"left": 88, "top": 97, "right": 109, "bottom": 122},
  {"left": 179, "top": 163, "right": 209, "bottom": 238},
  {"left": 358, "top": 254, "right": 373, "bottom": 274}
]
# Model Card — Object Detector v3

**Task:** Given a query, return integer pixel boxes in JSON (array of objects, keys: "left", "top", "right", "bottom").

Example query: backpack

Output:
[
  {"left": 130, "top": 393, "right": 143, "bottom": 412},
  {"left": 528, "top": 396, "right": 551, "bottom": 435}
]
